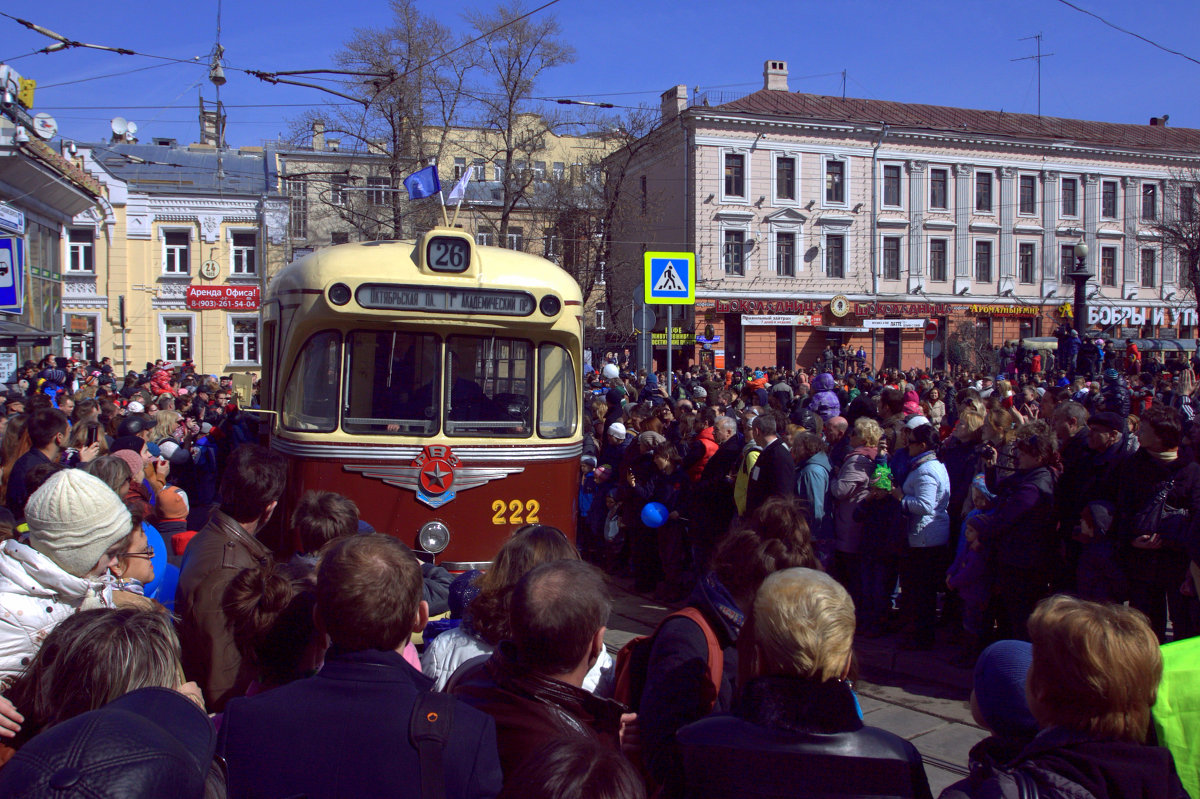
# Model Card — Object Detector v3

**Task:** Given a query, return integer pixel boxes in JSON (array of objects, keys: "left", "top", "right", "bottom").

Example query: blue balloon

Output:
[
  {"left": 140, "top": 521, "right": 169, "bottom": 599},
  {"left": 641, "top": 501, "right": 669, "bottom": 529}
]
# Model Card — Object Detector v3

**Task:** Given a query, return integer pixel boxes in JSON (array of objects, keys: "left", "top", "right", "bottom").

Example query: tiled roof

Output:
[
  {"left": 712, "top": 90, "right": 1200, "bottom": 153},
  {"left": 90, "top": 142, "right": 280, "bottom": 195}
]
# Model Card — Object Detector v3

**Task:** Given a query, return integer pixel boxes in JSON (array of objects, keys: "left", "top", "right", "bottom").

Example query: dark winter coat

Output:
[
  {"left": 745, "top": 437, "right": 796, "bottom": 516},
  {"left": 974, "top": 466, "right": 1058, "bottom": 574},
  {"left": 676, "top": 676, "right": 932, "bottom": 799}
]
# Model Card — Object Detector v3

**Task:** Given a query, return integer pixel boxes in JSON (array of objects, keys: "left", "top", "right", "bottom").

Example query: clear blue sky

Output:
[{"left": 4, "top": 0, "right": 1199, "bottom": 148}]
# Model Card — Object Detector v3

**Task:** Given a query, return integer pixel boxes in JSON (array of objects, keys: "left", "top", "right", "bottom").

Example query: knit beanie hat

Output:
[
  {"left": 111, "top": 450, "right": 145, "bottom": 484},
  {"left": 155, "top": 485, "right": 189, "bottom": 521},
  {"left": 972, "top": 640, "right": 1038, "bottom": 740},
  {"left": 26, "top": 469, "right": 132, "bottom": 577}
]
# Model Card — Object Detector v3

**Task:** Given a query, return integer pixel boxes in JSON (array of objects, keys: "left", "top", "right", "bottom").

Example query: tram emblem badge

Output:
[{"left": 343, "top": 445, "right": 524, "bottom": 510}]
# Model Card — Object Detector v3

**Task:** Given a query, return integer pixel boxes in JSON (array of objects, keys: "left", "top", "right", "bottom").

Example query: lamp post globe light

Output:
[{"left": 1069, "top": 240, "right": 1092, "bottom": 335}]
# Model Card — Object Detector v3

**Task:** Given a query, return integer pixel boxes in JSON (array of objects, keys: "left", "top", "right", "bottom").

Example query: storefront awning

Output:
[
  {"left": 1132, "top": 338, "right": 1197, "bottom": 352},
  {"left": 0, "top": 318, "right": 56, "bottom": 347},
  {"left": 1021, "top": 337, "right": 1058, "bottom": 351}
]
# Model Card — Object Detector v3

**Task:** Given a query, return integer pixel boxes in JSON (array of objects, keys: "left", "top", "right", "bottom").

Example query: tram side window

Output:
[
  {"left": 445, "top": 335, "right": 531, "bottom": 437},
  {"left": 537, "top": 343, "right": 577, "bottom": 439},
  {"left": 344, "top": 330, "right": 440, "bottom": 435},
  {"left": 282, "top": 330, "right": 341, "bottom": 432}
]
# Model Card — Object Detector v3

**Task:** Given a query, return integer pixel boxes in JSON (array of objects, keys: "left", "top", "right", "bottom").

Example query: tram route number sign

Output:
[
  {"left": 186, "top": 285, "right": 261, "bottom": 310},
  {"left": 644, "top": 252, "right": 695, "bottom": 305}
]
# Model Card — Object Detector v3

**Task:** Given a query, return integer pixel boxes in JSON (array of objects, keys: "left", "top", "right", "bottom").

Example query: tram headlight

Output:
[
  {"left": 328, "top": 283, "right": 352, "bottom": 306},
  {"left": 539, "top": 294, "right": 561, "bottom": 317},
  {"left": 417, "top": 521, "right": 451, "bottom": 554}
]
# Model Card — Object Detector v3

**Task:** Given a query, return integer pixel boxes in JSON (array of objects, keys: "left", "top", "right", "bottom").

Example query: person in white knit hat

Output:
[{"left": 0, "top": 468, "right": 133, "bottom": 687}]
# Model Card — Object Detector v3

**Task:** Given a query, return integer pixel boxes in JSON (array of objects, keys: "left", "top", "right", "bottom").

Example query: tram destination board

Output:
[{"left": 356, "top": 283, "right": 536, "bottom": 317}]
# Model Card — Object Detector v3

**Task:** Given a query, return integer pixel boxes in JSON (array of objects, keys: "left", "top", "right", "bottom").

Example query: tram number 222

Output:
[{"left": 491, "top": 499, "right": 541, "bottom": 525}]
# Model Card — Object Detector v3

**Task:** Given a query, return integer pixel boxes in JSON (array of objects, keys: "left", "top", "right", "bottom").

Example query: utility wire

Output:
[{"left": 1053, "top": 0, "right": 1200, "bottom": 67}]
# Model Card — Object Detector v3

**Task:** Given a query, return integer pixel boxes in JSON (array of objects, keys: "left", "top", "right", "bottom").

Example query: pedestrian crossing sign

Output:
[{"left": 644, "top": 251, "right": 695, "bottom": 305}]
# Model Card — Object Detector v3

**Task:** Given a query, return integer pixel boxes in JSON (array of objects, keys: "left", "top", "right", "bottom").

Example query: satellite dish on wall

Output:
[
  {"left": 127, "top": 121, "right": 138, "bottom": 136},
  {"left": 111, "top": 117, "right": 128, "bottom": 136}
]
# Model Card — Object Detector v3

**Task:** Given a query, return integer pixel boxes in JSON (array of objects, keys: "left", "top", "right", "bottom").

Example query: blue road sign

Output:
[
  {"left": 644, "top": 251, "right": 695, "bottom": 305},
  {"left": 0, "top": 237, "right": 24, "bottom": 313}
]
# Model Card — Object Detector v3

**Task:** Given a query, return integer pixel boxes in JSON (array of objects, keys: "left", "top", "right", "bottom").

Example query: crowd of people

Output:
[{"left": 0, "top": 347, "right": 1191, "bottom": 798}]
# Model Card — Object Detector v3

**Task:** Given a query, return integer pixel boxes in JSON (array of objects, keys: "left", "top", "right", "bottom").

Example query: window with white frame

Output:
[
  {"left": 1101, "top": 181, "right": 1119, "bottom": 219},
  {"left": 453, "top": 157, "right": 467, "bottom": 179},
  {"left": 825, "top": 234, "right": 845, "bottom": 278},
  {"left": 229, "top": 315, "right": 260, "bottom": 364},
  {"left": 161, "top": 316, "right": 193, "bottom": 362},
  {"left": 1101, "top": 246, "right": 1117, "bottom": 287},
  {"left": 775, "top": 155, "right": 796, "bottom": 202},
  {"left": 929, "top": 239, "right": 948, "bottom": 281},
  {"left": 776, "top": 231, "right": 796, "bottom": 277},
  {"left": 1061, "top": 177, "right": 1078, "bottom": 217},
  {"left": 552, "top": 162, "right": 565, "bottom": 180},
  {"left": 595, "top": 307, "right": 606, "bottom": 330},
  {"left": 287, "top": 177, "right": 307, "bottom": 239},
  {"left": 67, "top": 228, "right": 95, "bottom": 272},
  {"left": 506, "top": 226, "right": 523, "bottom": 250},
  {"left": 163, "top": 230, "right": 190, "bottom": 274},
  {"left": 974, "top": 240, "right": 993, "bottom": 282},
  {"left": 330, "top": 175, "right": 348, "bottom": 206},
  {"left": 975, "top": 171, "right": 994, "bottom": 212},
  {"left": 825, "top": 158, "right": 846, "bottom": 205},
  {"left": 929, "top": 168, "right": 949, "bottom": 210},
  {"left": 473, "top": 159, "right": 487, "bottom": 180},
  {"left": 882, "top": 164, "right": 902, "bottom": 208},
  {"left": 1018, "top": 175, "right": 1037, "bottom": 215},
  {"left": 1018, "top": 242, "right": 1036, "bottom": 284},
  {"left": 882, "top": 236, "right": 901, "bottom": 280},
  {"left": 1140, "top": 249, "right": 1156, "bottom": 288},
  {"left": 723, "top": 229, "right": 746, "bottom": 276},
  {"left": 723, "top": 152, "right": 746, "bottom": 199},
  {"left": 493, "top": 161, "right": 506, "bottom": 182},
  {"left": 1060, "top": 245, "right": 1076, "bottom": 281},
  {"left": 366, "top": 177, "right": 390, "bottom": 205},
  {"left": 476, "top": 230, "right": 495, "bottom": 247},
  {"left": 231, "top": 232, "right": 257, "bottom": 275},
  {"left": 533, "top": 161, "right": 546, "bottom": 180},
  {"left": 1142, "top": 183, "right": 1158, "bottom": 220}
]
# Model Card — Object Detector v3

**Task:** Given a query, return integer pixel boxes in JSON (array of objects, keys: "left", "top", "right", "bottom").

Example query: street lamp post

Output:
[{"left": 1068, "top": 240, "right": 1093, "bottom": 335}]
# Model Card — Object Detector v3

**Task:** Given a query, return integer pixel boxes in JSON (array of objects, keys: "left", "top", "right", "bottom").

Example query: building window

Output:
[
  {"left": 476, "top": 231, "right": 495, "bottom": 247},
  {"left": 287, "top": 177, "right": 307, "bottom": 239},
  {"left": 882, "top": 164, "right": 902, "bottom": 207},
  {"left": 882, "top": 236, "right": 901, "bottom": 280},
  {"left": 723, "top": 230, "right": 746, "bottom": 276},
  {"left": 533, "top": 161, "right": 546, "bottom": 180},
  {"left": 330, "top": 175, "right": 348, "bottom": 206},
  {"left": 162, "top": 317, "right": 192, "bottom": 362},
  {"left": 929, "top": 168, "right": 949, "bottom": 210},
  {"left": 1101, "top": 181, "right": 1118, "bottom": 219},
  {"left": 825, "top": 159, "right": 845, "bottom": 204},
  {"left": 974, "top": 240, "right": 992, "bottom": 282},
  {"left": 67, "top": 228, "right": 94, "bottom": 272},
  {"left": 1061, "top": 177, "right": 1078, "bottom": 217},
  {"left": 472, "top": 159, "right": 486, "bottom": 180},
  {"left": 975, "top": 171, "right": 993, "bottom": 212},
  {"left": 1181, "top": 186, "right": 1196, "bottom": 223},
  {"left": 776, "top": 231, "right": 795, "bottom": 277},
  {"left": 366, "top": 177, "right": 390, "bottom": 205},
  {"left": 552, "top": 161, "right": 565, "bottom": 180},
  {"left": 1019, "top": 175, "right": 1037, "bottom": 215},
  {"left": 595, "top": 307, "right": 606, "bottom": 330},
  {"left": 231, "top": 232, "right": 257, "bottom": 275},
  {"left": 331, "top": 232, "right": 350, "bottom": 246},
  {"left": 1018, "top": 242, "right": 1036, "bottom": 284},
  {"left": 724, "top": 153, "right": 745, "bottom": 198},
  {"left": 1060, "top": 245, "right": 1076, "bottom": 281},
  {"left": 825, "top": 234, "right": 845, "bottom": 279},
  {"left": 506, "top": 227, "right": 524, "bottom": 251},
  {"left": 543, "top": 229, "right": 557, "bottom": 260},
  {"left": 163, "top": 231, "right": 190, "bottom": 274},
  {"left": 514, "top": 160, "right": 528, "bottom": 179},
  {"left": 230, "top": 316, "right": 259, "bottom": 365},
  {"left": 1101, "top": 246, "right": 1117, "bottom": 287},
  {"left": 493, "top": 161, "right": 506, "bottom": 182},
  {"left": 776, "top": 156, "right": 796, "bottom": 201},
  {"left": 929, "top": 239, "right": 948, "bottom": 281},
  {"left": 1142, "top": 183, "right": 1158, "bottom": 220},
  {"left": 453, "top": 157, "right": 466, "bottom": 179},
  {"left": 1140, "top": 249, "right": 1156, "bottom": 288},
  {"left": 640, "top": 175, "right": 648, "bottom": 214}
]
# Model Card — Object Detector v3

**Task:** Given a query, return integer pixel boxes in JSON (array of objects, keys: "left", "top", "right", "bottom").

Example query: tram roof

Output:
[{"left": 269, "top": 235, "right": 582, "bottom": 302}]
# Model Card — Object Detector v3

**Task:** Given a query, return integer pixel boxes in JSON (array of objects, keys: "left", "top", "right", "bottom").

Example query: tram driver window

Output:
[
  {"left": 344, "top": 330, "right": 441, "bottom": 435},
  {"left": 282, "top": 330, "right": 341, "bottom": 433},
  {"left": 445, "top": 335, "right": 532, "bottom": 437},
  {"left": 538, "top": 343, "right": 577, "bottom": 439}
]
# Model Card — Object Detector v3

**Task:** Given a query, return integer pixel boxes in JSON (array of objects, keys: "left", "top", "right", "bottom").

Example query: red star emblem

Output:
[{"left": 418, "top": 458, "right": 455, "bottom": 495}]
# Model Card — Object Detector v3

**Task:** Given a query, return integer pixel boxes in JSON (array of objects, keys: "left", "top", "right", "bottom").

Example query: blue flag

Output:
[{"left": 403, "top": 165, "right": 441, "bottom": 200}]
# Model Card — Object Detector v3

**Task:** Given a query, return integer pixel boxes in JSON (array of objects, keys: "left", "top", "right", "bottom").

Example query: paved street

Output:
[{"left": 605, "top": 579, "right": 984, "bottom": 795}]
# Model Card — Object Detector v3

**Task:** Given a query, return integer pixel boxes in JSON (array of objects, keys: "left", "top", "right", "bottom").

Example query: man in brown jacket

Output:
[
  {"left": 175, "top": 444, "right": 285, "bottom": 711},
  {"left": 450, "top": 559, "right": 631, "bottom": 777}
]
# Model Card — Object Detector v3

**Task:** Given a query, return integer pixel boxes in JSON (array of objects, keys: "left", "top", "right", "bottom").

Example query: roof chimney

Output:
[
  {"left": 1149, "top": 114, "right": 1169, "bottom": 127},
  {"left": 764, "top": 60, "right": 788, "bottom": 91},
  {"left": 312, "top": 121, "right": 326, "bottom": 151},
  {"left": 660, "top": 85, "right": 687, "bottom": 123}
]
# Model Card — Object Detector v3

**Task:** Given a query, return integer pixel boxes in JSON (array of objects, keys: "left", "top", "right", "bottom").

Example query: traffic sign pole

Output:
[{"left": 666, "top": 305, "right": 672, "bottom": 386}]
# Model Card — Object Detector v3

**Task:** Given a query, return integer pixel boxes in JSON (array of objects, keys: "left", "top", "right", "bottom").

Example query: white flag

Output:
[{"left": 448, "top": 167, "right": 472, "bottom": 203}]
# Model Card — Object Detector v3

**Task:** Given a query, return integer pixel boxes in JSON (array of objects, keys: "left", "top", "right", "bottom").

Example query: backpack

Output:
[
  {"left": 409, "top": 691, "right": 456, "bottom": 799},
  {"left": 612, "top": 606, "right": 724, "bottom": 713}
]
